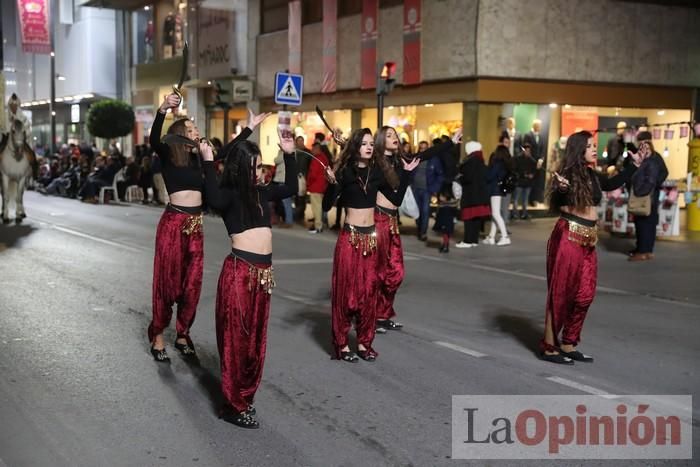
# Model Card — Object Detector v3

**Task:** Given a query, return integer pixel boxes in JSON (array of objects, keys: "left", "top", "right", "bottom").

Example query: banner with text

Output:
[{"left": 17, "top": 0, "right": 51, "bottom": 54}]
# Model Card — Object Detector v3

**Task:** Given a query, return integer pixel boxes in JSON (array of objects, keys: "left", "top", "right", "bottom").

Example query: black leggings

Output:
[{"left": 463, "top": 219, "right": 481, "bottom": 244}]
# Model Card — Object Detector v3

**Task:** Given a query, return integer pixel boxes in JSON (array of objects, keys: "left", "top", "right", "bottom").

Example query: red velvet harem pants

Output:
[
  {"left": 216, "top": 255, "right": 272, "bottom": 413},
  {"left": 148, "top": 209, "right": 203, "bottom": 344},
  {"left": 541, "top": 218, "right": 598, "bottom": 352},
  {"left": 374, "top": 209, "right": 404, "bottom": 321},
  {"left": 331, "top": 226, "right": 379, "bottom": 358}
]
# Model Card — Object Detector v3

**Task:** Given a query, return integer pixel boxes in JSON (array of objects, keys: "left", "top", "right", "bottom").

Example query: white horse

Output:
[{"left": 0, "top": 118, "right": 35, "bottom": 223}]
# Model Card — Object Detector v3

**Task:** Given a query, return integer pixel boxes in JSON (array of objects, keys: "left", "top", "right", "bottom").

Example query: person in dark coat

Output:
[
  {"left": 455, "top": 141, "right": 490, "bottom": 248},
  {"left": 628, "top": 132, "right": 668, "bottom": 262}
]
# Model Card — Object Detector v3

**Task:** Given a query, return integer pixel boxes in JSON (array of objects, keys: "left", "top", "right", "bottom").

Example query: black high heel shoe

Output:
[
  {"left": 220, "top": 410, "right": 260, "bottom": 429},
  {"left": 539, "top": 352, "right": 573, "bottom": 365},
  {"left": 357, "top": 348, "right": 377, "bottom": 362},
  {"left": 560, "top": 350, "right": 594, "bottom": 362},
  {"left": 150, "top": 346, "right": 170, "bottom": 363},
  {"left": 339, "top": 351, "right": 359, "bottom": 363},
  {"left": 174, "top": 339, "right": 196, "bottom": 357},
  {"left": 377, "top": 319, "right": 403, "bottom": 330}
]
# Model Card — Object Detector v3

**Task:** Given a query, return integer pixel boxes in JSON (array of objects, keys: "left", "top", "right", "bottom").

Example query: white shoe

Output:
[
  {"left": 455, "top": 241, "right": 473, "bottom": 248},
  {"left": 469, "top": 243, "right": 478, "bottom": 247},
  {"left": 482, "top": 237, "right": 496, "bottom": 245},
  {"left": 496, "top": 236, "right": 511, "bottom": 246}
]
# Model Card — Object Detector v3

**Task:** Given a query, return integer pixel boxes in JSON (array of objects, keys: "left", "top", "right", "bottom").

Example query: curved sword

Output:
[{"left": 173, "top": 41, "right": 189, "bottom": 101}]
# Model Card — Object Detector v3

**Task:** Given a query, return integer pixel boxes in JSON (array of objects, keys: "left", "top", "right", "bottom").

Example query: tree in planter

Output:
[{"left": 86, "top": 99, "right": 135, "bottom": 146}]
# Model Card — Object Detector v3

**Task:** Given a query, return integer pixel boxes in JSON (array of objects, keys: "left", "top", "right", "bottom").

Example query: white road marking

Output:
[
  {"left": 546, "top": 376, "right": 618, "bottom": 399},
  {"left": 406, "top": 251, "right": 700, "bottom": 309},
  {"left": 51, "top": 225, "right": 145, "bottom": 253},
  {"left": 433, "top": 340, "right": 487, "bottom": 358}
]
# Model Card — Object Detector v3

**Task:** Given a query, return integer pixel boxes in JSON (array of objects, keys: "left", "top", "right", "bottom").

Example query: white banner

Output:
[{"left": 452, "top": 395, "right": 692, "bottom": 459}]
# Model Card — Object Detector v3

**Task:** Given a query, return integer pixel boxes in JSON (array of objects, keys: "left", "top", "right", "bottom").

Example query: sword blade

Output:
[{"left": 315, "top": 105, "right": 335, "bottom": 134}]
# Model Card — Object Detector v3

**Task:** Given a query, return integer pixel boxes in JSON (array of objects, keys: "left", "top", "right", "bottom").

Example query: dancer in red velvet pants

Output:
[
  {"left": 541, "top": 130, "right": 639, "bottom": 364},
  {"left": 147, "top": 93, "right": 260, "bottom": 362},
  {"left": 323, "top": 129, "right": 417, "bottom": 362},
  {"left": 203, "top": 123, "right": 294, "bottom": 429},
  {"left": 373, "top": 126, "right": 462, "bottom": 332}
]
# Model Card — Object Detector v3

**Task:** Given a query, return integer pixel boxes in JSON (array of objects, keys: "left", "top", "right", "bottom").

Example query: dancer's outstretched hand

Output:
[
  {"left": 248, "top": 108, "right": 272, "bottom": 131},
  {"left": 451, "top": 128, "right": 463, "bottom": 145},
  {"left": 278, "top": 128, "right": 296, "bottom": 154},
  {"left": 402, "top": 157, "right": 421, "bottom": 172}
]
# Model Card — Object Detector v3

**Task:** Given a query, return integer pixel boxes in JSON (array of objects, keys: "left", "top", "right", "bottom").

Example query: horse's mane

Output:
[{"left": 0, "top": 133, "right": 8, "bottom": 154}]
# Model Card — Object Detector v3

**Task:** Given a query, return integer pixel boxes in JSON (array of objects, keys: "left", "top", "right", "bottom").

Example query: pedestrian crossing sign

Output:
[{"left": 274, "top": 72, "right": 303, "bottom": 106}]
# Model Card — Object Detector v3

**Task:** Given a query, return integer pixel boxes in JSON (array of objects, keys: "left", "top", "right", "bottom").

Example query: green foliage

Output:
[{"left": 86, "top": 99, "right": 135, "bottom": 139}]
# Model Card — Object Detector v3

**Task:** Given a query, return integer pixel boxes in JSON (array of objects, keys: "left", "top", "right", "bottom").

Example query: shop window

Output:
[{"left": 132, "top": 6, "right": 155, "bottom": 64}]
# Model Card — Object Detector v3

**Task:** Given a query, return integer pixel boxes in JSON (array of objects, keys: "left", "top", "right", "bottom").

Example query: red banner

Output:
[
  {"left": 321, "top": 0, "right": 337, "bottom": 93},
  {"left": 360, "top": 0, "right": 378, "bottom": 90},
  {"left": 17, "top": 0, "right": 51, "bottom": 54},
  {"left": 288, "top": 0, "right": 302, "bottom": 74},
  {"left": 403, "top": 0, "right": 421, "bottom": 85}
]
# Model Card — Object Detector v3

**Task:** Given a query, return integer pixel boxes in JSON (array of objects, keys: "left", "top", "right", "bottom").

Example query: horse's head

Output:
[{"left": 9, "top": 118, "right": 26, "bottom": 146}]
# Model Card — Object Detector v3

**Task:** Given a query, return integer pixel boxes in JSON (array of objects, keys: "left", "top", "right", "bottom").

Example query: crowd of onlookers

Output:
[{"left": 33, "top": 142, "right": 166, "bottom": 205}]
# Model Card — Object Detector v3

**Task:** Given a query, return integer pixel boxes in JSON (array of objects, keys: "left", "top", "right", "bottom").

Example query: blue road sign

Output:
[{"left": 274, "top": 72, "right": 303, "bottom": 106}]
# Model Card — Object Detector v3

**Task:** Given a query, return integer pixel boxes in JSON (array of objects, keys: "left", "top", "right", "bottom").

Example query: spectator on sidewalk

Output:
[
  {"left": 629, "top": 132, "right": 668, "bottom": 262},
  {"left": 512, "top": 143, "right": 538, "bottom": 220},
  {"left": 456, "top": 142, "right": 490, "bottom": 248},
  {"left": 411, "top": 140, "right": 444, "bottom": 241},
  {"left": 273, "top": 150, "right": 295, "bottom": 228},
  {"left": 306, "top": 143, "right": 330, "bottom": 233}
]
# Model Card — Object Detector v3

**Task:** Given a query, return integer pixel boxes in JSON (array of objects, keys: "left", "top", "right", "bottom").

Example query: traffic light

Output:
[
  {"left": 213, "top": 80, "right": 230, "bottom": 106},
  {"left": 377, "top": 61, "right": 396, "bottom": 96}
]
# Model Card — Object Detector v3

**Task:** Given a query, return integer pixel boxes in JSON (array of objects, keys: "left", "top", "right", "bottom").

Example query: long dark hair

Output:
[
  {"left": 166, "top": 118, "right": 193, "bottom": 167},
  {"left": 548, "top": 131, "right": 594, "bottom": 211},
  {"left": 334, "top": 128, "right": 373, "bottom": 175},
  {"left": 489, "top": 145, "right": 511, "bottom": 167},
  {"left": 372, "top": 125, "right": 402, "bottom": 190},
  {"left": 220, "top": 140, "right": 262, "bottom": 225}
]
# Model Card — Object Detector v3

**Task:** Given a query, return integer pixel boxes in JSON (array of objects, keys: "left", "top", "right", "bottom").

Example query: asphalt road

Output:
[{"left": 0, "top": 192, "right": 697, "bottom": 467}]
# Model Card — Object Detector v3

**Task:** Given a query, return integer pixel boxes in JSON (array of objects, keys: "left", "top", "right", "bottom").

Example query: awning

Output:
[{"left": 80, "top": 0, "right": 153, "bottom": 10}]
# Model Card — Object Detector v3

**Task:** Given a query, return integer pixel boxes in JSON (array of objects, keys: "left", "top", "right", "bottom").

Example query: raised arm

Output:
[
  {"left": 200, "top": 143, "right": 234, "bottom": 211},
  {"left": 415, "top": 129, "right": 462, "bottom": 160},
  {"left": 215, "top": 108, "right": 271, "bottom": 160},
  {"left": 596, "top": 164, "right": 637, "bottom": 192},
  {"left": 267, "top": 153, "right": 298, "bottom": 201},
  {"left": 150, "top": 94, "right": 181, "bottom": 159},
  {"left": 266, "top": 128, "right": 298, "bottom": 201},
  {"left": 379, "top": 157, "right": 420, "bottom": 205}
]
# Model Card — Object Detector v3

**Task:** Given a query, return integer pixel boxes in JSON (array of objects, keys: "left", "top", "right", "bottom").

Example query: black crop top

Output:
[
  {"left": 551, "top": 166, "right": 636, "bottom": 208},
  {"left": 203, "top": 154, "right": 298, "bottom": 235},
  {"left": 150, "top": 111, "right": 252, "bottom": 195},
  {"left": 322, "top": 163, "right": 410, "bottom": 212}
]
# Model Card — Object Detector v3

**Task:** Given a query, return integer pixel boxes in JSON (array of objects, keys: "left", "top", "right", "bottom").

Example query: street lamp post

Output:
[{"left": 49, "top": 0, "right": 56, "bottom": 153}]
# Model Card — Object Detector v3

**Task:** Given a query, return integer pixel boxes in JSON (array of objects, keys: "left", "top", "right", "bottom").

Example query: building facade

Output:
[{"left": 255, "top": 0, "right": 700, "bottom": 181}]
